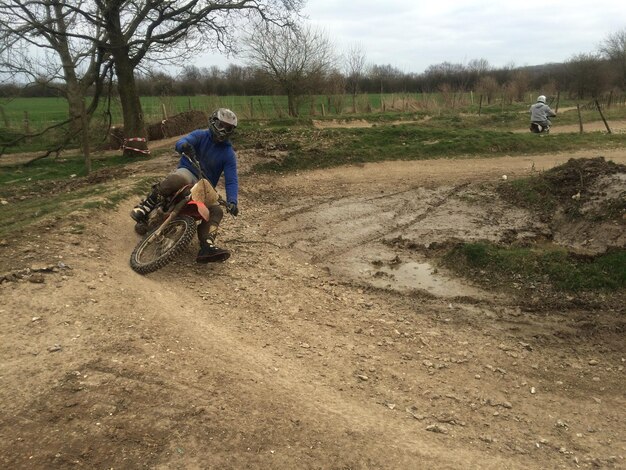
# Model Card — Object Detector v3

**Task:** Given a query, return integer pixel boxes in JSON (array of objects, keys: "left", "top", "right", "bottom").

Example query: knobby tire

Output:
[{"left": 130, "top": 216, "right": 196, "bottom": 274}]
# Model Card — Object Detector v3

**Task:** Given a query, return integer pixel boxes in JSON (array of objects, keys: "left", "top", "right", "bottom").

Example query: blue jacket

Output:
[{"left": 175, "top": 129, "right": 238, "bottom": 204}]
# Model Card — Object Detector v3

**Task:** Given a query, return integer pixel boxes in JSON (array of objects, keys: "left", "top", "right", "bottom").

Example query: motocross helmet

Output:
[
  {"left": 537, "top": 95, "right": 546, "bottom": 104},
  {"left": 209, "top": 108, "right": 237, "bottom": 142}
]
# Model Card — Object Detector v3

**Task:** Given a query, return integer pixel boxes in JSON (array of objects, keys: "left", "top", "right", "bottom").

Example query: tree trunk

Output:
[
  {"left": 104, "top": 1, "right": 148, "bottom": 157},
  {"left": 53, "top": 2, "right": 95, "bottom": 171},
  {"left": 115, "top": 52, "right": 148, "bottom": 157},
  {"left": 65, "top": 79, "right": 84, "bottom": 133},
  {"left": 80, "top": 100, "right": 91, "bottom": 174},
  {"left": 67, "top": 89, "right": 92, "bottom": 173},
  {"left": 287, "top": 93, "right": 298, "bottom": 117}
]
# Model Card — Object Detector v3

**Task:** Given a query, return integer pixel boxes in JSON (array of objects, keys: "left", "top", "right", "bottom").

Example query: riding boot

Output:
[
  {"left": 196, "top": 232, "right": 230, "bottom": 263},
  {"left": 131, "top": 184, "right": 161, "bottom": 222}
]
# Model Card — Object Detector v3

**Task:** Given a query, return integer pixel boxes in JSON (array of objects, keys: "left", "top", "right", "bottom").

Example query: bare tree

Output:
[
  {"left": 369, "top": 64, "right": 403, "bottom": 97},
  {"left": 0, "top": 0, "right": 110, "bottom": 171},
  {"left": 599, "top": 28, "right": 626, "bottom": 90},
  {"left": 245, "top": 23, "right": 336, "bottom": 117},
  {"left": 476, "top": 75, "right": 499, "bottom": 104},
  {"left": 466, "top": 58, "right": 490, "bottom": 90},
  {"left": 91, "top": 0, "right": 303, "bottom": 155},
  {"left": 506, "top": 70, "right": 530, "bottom": 102},
  {"left": 325, "top": 67, "right": 345, "bottom": 114},
  {"left": 565, "top": 53, "right": 612, "bottom": 99},
  {"left": 467, "top": 58, "right": 490, "bottom": 75},
  {"left": 3, "top": 0, "right": 303, "bottom": 157},
  {"left": 344, "top": 44, "right": 366, "bottom": 113}
]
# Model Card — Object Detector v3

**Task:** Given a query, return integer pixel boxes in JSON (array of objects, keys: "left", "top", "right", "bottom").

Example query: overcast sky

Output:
[{"left": 194, "top": 0, "right": 625, "bottom": 73}]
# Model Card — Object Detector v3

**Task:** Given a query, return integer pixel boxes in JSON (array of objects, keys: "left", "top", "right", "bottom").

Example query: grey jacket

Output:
[{"left": 530, "top": 102, "right": 556, "bottom": 123}]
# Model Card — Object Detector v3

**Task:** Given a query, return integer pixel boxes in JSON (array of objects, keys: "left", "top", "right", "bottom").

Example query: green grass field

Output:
[
  {"left": 3, "top": 92, "right": 617, "bottom": 132},
  {"left": 1, "top": 93, "right": 395, "bottom": 130}
]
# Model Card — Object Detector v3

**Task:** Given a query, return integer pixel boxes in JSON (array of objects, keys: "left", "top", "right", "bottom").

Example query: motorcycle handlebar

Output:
[
  {"left": 180, "top": 152, "right": 235, "bottom": 215},
  {"left": 217, "top": 196, "right": 237, "bottom": 215},
  {"left": 180, "top": 151, "right": 203, "bottom": 178},
  {"left": 182, "top": 155, "right": 233, "bottom": 212}
]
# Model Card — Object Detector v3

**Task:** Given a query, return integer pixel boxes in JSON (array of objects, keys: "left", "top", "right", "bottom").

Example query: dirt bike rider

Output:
[
  {"left": 529, "top": 95, "right": 556, "bottom": 133},
  {"left": 131, "top": 108, "right": 239, "bottom": 263}
]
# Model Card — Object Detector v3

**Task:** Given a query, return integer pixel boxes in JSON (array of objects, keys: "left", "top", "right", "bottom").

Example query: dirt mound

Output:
[
  {"left": 542, "top": 157, "right": 625, "bottom": 202},
  {"left": 147, "top": 110, "right": 208, "bottom": 141},
  {"left": 105, "top": 111, "right": 208, "bottom": 150},
  {"left": 499, "top": 157, "right": 626, "bottom": 254}
]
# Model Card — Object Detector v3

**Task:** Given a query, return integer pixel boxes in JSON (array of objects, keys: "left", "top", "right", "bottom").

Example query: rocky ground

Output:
[{"left": 0, "top": 146, "right": 625, "bottom": 469}]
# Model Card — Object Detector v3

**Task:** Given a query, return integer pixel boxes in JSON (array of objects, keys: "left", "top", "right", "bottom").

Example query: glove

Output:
[
  {"left": 227, "top": 202, "right": 238, "bottom": 216},
  {"left": 180, "top": 142, "right": 196, "bottom": 158}
]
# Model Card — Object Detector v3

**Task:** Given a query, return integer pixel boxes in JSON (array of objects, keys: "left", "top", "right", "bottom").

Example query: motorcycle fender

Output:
[{"left": 181, "top": 201, "right": 209, "bottom": 221}]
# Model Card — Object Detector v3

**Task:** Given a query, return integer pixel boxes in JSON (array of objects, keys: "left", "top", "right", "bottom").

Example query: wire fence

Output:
[
  {"left": 0, "top": 93, "right": 445, "bottom": 134},
  {"left": 2, "top": 91, "right": 625, "bottom": 135}
]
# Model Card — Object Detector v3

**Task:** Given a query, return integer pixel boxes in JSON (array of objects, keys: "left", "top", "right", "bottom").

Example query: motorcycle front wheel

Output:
[{"left": 130, "top": 215, "right": 196, "bottom": 274}]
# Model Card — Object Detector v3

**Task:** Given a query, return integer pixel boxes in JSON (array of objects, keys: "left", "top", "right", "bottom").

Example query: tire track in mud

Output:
[
  {"left": 306, "top": 183, "right": 471, "bottom": 264},
  {"left": 268, "top": 180, "right": 497, "bottom": 301},
  {"left": 269, "top": 184, "right": 450, "bottom": 250},
  {"left": 3, "top": 155, "right": 624, "bottom": 469},
  {"left": 75, "top": 205, "right": 519, "bottom": 469}
]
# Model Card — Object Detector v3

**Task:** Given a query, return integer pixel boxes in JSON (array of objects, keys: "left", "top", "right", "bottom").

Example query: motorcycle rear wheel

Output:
[{"left": 130, "top": 215, "right": 196, "bottom": 274}]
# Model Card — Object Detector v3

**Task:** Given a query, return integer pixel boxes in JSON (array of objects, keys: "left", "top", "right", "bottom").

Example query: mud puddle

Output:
[
  {"left": 272, "top": 185, "right": 538, "bottom": 300},
  {"left": 329, "top": 245, "right": 488, "bottom": 298}
]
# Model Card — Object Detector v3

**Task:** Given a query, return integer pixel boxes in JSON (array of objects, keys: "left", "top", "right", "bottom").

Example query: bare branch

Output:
[{"left": 245, "top": 22, "right": 337, "bottom": 116}]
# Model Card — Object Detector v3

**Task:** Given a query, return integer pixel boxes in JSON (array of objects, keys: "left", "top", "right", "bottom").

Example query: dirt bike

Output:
[
  {"left": 529, "top": 121, "right": 552, "bottom": 134},
  {"left": 129, "top": 153, "right": 231, "bottom": 274}
]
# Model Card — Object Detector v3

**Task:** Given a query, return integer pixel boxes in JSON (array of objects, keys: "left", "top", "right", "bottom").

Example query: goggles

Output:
[{"left": 215, "top": 120, "right": 235, "bottom": 134}]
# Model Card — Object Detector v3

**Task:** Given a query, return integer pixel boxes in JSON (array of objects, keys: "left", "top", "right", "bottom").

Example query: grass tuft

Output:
[{"left": 444, "top": 242, "right": 626, "bottom": 291}]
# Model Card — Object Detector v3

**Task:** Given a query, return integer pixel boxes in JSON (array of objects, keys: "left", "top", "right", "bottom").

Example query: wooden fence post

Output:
[
  {"left": 257, "top": 99, "right": 265, "bottom": 118},
  {"left": 555, "top": 91, "right": 560, "bottom": 113},
  {"left": 478, "top": 95, "right": 483, "bottom": 116},
  {"left": 594, "top": 99, "right": 612, "bottom": 134},
  {"left": 576, "top": 104, "right": 583, "bottom": 134},
  {"left": 161, "top": 103, "right": 168, "bottom": 120},
  {"left": 0, "top": 106, "right": 8, "bottom": 127}
]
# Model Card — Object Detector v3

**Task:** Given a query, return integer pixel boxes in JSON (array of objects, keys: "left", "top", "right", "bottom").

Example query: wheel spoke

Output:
[
  {"left": 130, "top": 216, "right": 196, "bottom": 274},
  {"left": 137, "top": 220, "right": 189, "bottom": 263}
]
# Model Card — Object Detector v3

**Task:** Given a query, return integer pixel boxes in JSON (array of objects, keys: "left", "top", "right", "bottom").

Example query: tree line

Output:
[
  {"left": 135, "top": 52, "right": 623, "bottom": 103},
  {"left": 3, "top": 41, "right": 625, "bottom": 104}
]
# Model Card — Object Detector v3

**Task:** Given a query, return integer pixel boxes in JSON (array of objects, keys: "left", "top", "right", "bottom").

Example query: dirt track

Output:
[{"left": 1, "top": 148, "right": 625, "bottom": 469}]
